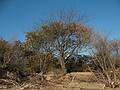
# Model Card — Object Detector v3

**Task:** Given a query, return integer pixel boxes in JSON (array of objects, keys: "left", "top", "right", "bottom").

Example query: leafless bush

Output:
[{"left": 90, "top": 32, "right": 120, "bottom": 88}]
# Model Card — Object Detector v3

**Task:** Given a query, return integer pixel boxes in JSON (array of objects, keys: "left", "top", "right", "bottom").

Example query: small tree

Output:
[
  {"left": 4, "top": 40, "right": 27, "bottom": 82},
  {"left": 24, "top": 29, "right": 53, "bottom": 75}
]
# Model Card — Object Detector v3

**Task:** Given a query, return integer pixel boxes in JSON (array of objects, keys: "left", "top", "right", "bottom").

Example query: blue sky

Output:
[{"left": 0, "top": 0, "right": 120, "bottom": 41}]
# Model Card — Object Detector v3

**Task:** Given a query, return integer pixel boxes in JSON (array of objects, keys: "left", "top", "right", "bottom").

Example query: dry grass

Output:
[{"left": 0, "top": 72, "right": 120, "bottom": 90}]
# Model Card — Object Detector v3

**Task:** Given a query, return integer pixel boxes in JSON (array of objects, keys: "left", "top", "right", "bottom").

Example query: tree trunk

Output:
[{"left": 59, "top": 51, "right": 66, "bottom": 74}]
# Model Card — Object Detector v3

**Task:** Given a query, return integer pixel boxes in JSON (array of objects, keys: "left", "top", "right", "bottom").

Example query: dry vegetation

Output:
[{"left": 0, "top": 11, "right": 120, "bottom": 90}]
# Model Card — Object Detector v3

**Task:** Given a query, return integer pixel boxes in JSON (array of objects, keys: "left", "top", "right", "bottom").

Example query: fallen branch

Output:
[{"left": 0, "top": 79, "right": 19, "bottom": 87}]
